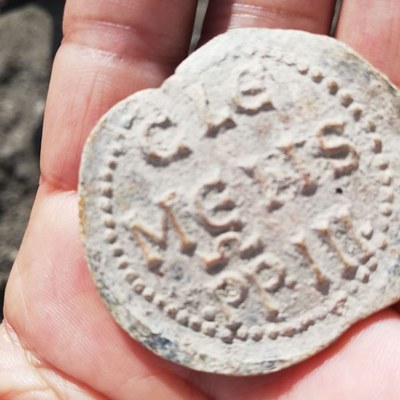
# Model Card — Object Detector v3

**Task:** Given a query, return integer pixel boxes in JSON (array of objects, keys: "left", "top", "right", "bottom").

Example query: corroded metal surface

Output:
[{"left": 79, "top": 28, "right": 400, "bottom": 375}]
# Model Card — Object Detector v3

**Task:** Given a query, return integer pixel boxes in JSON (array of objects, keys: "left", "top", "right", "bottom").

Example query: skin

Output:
[{"left": 1, "top": 0, "right": 400, "bottom": 398}]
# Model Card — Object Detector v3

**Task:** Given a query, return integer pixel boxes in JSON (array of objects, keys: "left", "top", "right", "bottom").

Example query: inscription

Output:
[
  {"left": 240, "top": 151, "right": 315, "bottom": 213},
  {"left": 317, "top": 122, "right": 359, "bottom": 178},
  {"left": 291, "top": 232, "right": 331, "bottom": 292},
  {"left": 194, "top": 177, "right": 243, "bottom": 236},
  {"left": 186, "top": 83, "right": 236, "bottom": 137},
  {"left": 246, "top": 254, "right": 286, "bottom": 320},
  {"left": 313, "top": 207, "right": 374, "bottom": 279},
  {"left": 240, "top": 234, "right": 264, "bottom": 259},
  {"left": 199, "top": 232, "right": 241, "bottom": 272},
  {"left": 233, "top": 64, "right": 275, "bottom": 114},
  {"left": 130, "top": 193, "right": 195, "bottom": 272},
  {"left": 249, "top": 254, "right": 286, "bottom": 293},
  {"left": 199, "top": 232, "right": 264, "bottom": 273},
  {"left": 213, "top": 271, "right": 249, "bottom": 308},
  {"left": 126, "top": 138, "right": 381, "bottom": 331},
  {"left": 205, "top": 251, "right": 288, "bottom": 320},
  {"left": 90, "top": 31, "right": 399, "bottom": 354},
  {"left": 279, "top": 140, "right": 317, "bottom": 195},
  {"left": 240, "top": 160, "right": 290, "bottom": 212},
  {"left": 141, "top": 114, "right": 192, "bottom": 166}
]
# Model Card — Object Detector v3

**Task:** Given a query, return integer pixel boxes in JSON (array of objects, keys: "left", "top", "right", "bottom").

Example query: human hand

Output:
[{"left": 1, "top": 1, "right": 400, "bottom": 398}]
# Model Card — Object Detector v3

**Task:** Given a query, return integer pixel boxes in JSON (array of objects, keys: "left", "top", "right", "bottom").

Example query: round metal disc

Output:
[{"left": 79, "top": 28, "right": 400, "bottom": 375}]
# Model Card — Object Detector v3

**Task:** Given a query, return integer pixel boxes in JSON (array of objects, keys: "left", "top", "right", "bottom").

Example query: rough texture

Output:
[
  {"left": 0, "top": 2, "right": 57, "bottom": 314},
  {"left": 79, "top": 28, "right": 400, "bottom": 375}
]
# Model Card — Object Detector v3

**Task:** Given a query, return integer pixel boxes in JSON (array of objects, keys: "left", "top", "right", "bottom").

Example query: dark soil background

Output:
[
  {"left": 0, "top": 0, "right": 64, "bottom": 318},
  {"left": 0, "top": 0, "right": 208, "bottom": 319}
]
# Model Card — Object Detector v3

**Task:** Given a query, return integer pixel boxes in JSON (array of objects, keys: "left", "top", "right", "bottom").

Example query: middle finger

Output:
[{"left": 201, "top": 0, "right": 337, "bottom": 43}]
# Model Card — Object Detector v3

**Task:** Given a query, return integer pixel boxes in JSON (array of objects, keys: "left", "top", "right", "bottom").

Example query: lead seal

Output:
[{"left": 79, "top": 28, "right": 400, "bottom": 375}]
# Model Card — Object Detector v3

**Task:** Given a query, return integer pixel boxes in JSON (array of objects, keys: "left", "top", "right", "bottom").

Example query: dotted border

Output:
[{"left": 95, "top": 49, "right": 393, "bottom": 344}]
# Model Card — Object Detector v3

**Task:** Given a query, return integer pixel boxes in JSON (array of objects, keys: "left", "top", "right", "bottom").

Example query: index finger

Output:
[{"left": 41, "top": 0, "right": 198, "bottom": 191}]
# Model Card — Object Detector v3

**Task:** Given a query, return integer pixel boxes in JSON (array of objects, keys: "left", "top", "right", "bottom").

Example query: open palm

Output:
[{"left": 1, "top": 0, "right": 400, "bottom": 398}]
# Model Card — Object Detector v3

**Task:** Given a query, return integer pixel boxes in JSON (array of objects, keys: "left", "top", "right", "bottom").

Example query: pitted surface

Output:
[{"left": 79, "top": 28, "right": 400, "bottom": 375}]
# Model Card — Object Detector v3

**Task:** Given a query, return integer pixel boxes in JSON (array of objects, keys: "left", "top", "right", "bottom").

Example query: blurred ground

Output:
[
  {"left": 0, "top": 0, "right": 207, "bottom": 319},
  {"left": 0, "top": 0, "right": 64, "bottom": 317}
]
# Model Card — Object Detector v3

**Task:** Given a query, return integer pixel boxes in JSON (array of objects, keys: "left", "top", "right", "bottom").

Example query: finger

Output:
[
  {"left": 41, "top": 0, "right": 198, "bottom": 191},
  {"left": 3, "top": 187, "right": 207, "bottom": 400},
  {"left": 336, "top": 0, "right": 400, "bottom": 87},
  {"left": 191, "top": 311, "right": 400, "bottom": 399},
  {"left": 201, "top": 0, "right": 337, "bottom": 43}
]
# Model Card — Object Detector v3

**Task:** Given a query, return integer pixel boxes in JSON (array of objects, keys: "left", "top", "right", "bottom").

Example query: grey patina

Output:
[{"left": 79, "top": 28, "right": 400, "bottom": 375}]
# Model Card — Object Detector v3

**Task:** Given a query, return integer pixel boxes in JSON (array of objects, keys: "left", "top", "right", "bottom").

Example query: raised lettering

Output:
[
  {"left": 249, "top": 254, "right": 286, "bottom": 293},
  {"left": 186, "top": 83, "right": 236, "bottom": 137},
  {"left": 233, "top": 64, "right": 275, "bottom": 114},
  {"left": 279, "top": 140, "right": 317, "bottom": 195},
  {"left": 130, "top": 192, "right": 195, "bottom": 273},
  {"left": 245, "top": 254, "right": 287, "bottom": 320},
  {"left": 199, "top": 232, "right": 263, "bottom": 273},
  {"left": 212, "top": 271, "right": 249, "bottom": 308},
  {"left": 199, "top": 232, "right": 241, "bottom": 272},
  {"left": 141, "top": 114, "right": 191, "bottom": 166},
  {"left": 317, "top": 122, "right": 359, "bottom": 178},
  {"left": 313, "top": 207, "right": 373, "bottom": 279},
  {"left": 291, "top": 231, "right": 331, "bottom": 293},
  {"left": 194, "top": 177, "right": 243, "bottom": 236}
]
